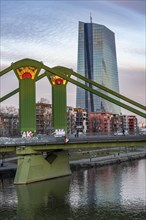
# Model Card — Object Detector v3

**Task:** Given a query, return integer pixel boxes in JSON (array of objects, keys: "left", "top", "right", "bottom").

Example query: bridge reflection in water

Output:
[
  {"left": 16, "top": 176, "right": 71, "bottom": 220},
  {"left": 1, "top": 159, "right": 145, "bottom": 220}
]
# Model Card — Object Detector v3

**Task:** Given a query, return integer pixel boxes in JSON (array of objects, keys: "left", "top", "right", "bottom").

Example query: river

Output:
[{"left": 0, "top": 159, "right": 146, "bottom": 220}]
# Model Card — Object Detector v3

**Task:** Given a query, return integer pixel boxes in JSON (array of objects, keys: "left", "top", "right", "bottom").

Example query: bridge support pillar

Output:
[{"left": 14, "top": 147, "right": 71, "bottom": 184}]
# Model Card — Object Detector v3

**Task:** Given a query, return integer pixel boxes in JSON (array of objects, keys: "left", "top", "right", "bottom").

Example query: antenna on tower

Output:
[{"left": 90, "top": 12, "right": 92, "bottom": 23}]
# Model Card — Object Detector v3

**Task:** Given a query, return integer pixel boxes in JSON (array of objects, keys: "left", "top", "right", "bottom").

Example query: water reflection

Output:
[
  {"left": 0, "top": 178, "right": 17, "bottom": 220},
  {"left": 0, "top": 160, "right": 146, "bottom": 220},
  {"left": 15, "top": 176, "right": 71, "bottom": 220},
  {"left": 120, "top": 160, "right": 146, "bottom": 206},
  {"left": 68, "top": 166, "right": 122, "bottom": 208},
  {"left": 67, "top": 161, "right": 146, "bottom": 219}
]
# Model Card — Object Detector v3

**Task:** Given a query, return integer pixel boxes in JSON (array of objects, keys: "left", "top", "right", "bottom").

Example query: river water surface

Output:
[{"left": 0, "top": 159, "right": 146, "bottom": 220}]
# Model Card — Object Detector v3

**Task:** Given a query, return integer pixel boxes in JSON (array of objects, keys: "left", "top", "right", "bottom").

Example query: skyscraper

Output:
[{"left": 76, "top": 21, "right": 120, "bottom": 114}]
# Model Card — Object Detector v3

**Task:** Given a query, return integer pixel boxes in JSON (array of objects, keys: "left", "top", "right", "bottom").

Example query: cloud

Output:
[
  {"left": 118, "top": 65, "right": 146, "bottom": 122},
  {"left": 1, "top": 0, "right": 145, "bottom": 122},
  {"left": 110, "top": 0, "right": 146, "bottom": 15},
  {"left": 120, "top": 47, "right": 145, "bottom": 57},
  {"left": 119, "top": 67, "right": 146, "bottom": 105},
  {"left": 1, "top": 0, "right": 77, "bottom": 43}
]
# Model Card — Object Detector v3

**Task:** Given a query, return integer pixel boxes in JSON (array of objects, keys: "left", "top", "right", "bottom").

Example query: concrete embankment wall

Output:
[
  {"left": 70, "top": 153, "right": 146, "bottom": 170},
  {"left": 0, "top": 153, "right": 146, "bottom": 177}
]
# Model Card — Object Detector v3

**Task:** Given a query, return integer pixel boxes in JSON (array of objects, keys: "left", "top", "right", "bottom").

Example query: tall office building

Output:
[{"left": 76, "top": 21, "right": 120, "bottom": 114}]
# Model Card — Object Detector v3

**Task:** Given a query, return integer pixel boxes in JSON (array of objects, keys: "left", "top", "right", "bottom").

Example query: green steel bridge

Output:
[
  {"left": 0, "top": 58, "right": 146, "bottom": 184},
  {"left": 0, "top": 135, "right": 146, "bottom": 150}
]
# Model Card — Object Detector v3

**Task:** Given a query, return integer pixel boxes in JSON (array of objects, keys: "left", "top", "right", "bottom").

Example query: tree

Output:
[
  {"left": 0, "top": 106, "right": 18, "bottom": 115},
  {"left": 37, "top": 98, "right": 50, "bottom": 104}
]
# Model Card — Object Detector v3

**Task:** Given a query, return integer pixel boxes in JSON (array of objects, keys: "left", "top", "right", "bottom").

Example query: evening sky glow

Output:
[{"left": 0, "top": 0, "right": 145, "bottom": 122}]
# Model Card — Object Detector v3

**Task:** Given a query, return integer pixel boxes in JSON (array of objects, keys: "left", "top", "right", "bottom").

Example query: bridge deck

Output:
[{"left": 0, "top": 135, "right": 146, "bottom": 152}]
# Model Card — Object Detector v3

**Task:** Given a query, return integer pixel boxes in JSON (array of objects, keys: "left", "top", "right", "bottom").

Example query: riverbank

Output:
[
  {"left": 70, "top": 151, "right": 146, "bottom": 170},
  {"left": 0, "top": 162, "right": 16, "bottom": 178},
  {"left": 0, "top": 151, "right": 146, "bottom": 177}
]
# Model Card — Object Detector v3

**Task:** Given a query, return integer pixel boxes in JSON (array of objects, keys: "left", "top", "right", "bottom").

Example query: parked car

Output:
[{"left": 114, "top": 130, "right": 129, "bottom": 136}]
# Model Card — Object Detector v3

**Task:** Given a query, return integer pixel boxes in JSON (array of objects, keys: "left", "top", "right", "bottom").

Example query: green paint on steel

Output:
[
  {"left": 11, "top": 58, "right": 43, "bottom": 73},
  {"left": 15, "top": 176, "right": 71, "bottom": 214},
  {"left": 19, "top": 79, "right": 36, "bottom": 132},
  {"left": 68, "top": 76, "right": 146, "bottom": 118},
  {"left": 0, "top": 147, "right": 16, "bottom": 153},
  {"left": 70, "top": 69, "right": 146, "bottom": 111},
  {"left": 28, "top": 140, "right": 146, "bottom": 150},
  {"left": 0, "top": 59, "right": 146, "bottom": 119},
  {"left": 42, "top": 64, "right": 146, "bottom": 112},
  {"left": 0, "top": 88, "right": 19, "bottom": 102},
  {"left": 14, "top": 149, "right": 71, "bottom": 184},
  {"left": 43, "top": 64, "right": 146, "bottom": 118},
  {"left": 52, "top": 85, "right": 67, "bottom": 130},
  {"left": 0, "top": 72, "right": 49, "bottom": 103},
  {"left": 1, "top": 58, "right": 145, "bottom": 185},
  {"left": 47, "top": 66, "right": 72, "bottom": 131},
  {"left": 0, "top": 137, "right": 146, "bottom": 153},
  {"left": 36, "top": 71, "right": 49, "bottom": 81},
  {"left": 11, "top": 58, "right": 43, "bottom": 132},
  {"left": 16, "top": 146, "right": 37, "bottom": 155},
  {"left": 51, "top": 66, "right": 72, "bottom": 79},
  {"left": 0, "top": 65, "right": 12, "bottom": 77}
]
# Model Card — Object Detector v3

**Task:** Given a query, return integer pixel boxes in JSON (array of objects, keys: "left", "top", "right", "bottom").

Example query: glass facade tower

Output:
[{"left": 76, "top": 21, "right": 120, "bottom": 114}]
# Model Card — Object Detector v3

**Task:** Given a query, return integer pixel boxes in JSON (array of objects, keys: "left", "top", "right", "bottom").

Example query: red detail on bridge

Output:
[
  {"left": 54, "top": 78, "right": 63, "bottom": 85},
  {"left": 22, "top": 72, "right": 32, "bottom": 79}
]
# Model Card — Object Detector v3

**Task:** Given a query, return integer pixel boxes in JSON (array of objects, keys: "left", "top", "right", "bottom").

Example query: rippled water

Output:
[{"left": 0, "top": 159, "right": 146, "bottom": 220}]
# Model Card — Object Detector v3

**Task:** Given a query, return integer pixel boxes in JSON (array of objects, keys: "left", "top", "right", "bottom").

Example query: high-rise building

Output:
[{"left": 76, "top": 21, "right": 120, "bottom": 114}]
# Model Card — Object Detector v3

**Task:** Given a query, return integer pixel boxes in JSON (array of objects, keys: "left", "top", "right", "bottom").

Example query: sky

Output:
[{"left": 0, "top": 0, "right": 146, "bottom": 122}]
